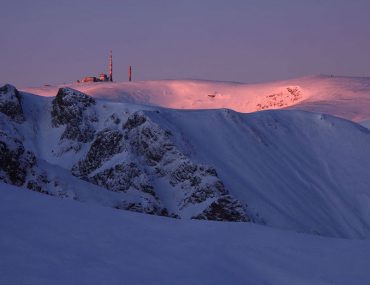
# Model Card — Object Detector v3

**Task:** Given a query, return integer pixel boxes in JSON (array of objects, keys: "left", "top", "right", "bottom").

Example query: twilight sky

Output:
[{"left": 1, "top": 0, "right": 370, "bottom": 87}]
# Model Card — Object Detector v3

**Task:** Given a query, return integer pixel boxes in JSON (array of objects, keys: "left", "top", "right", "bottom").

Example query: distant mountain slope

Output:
[
  {"left": 24, "top": 75, "right": 370, "bottom": 122},
  {"left": 146, "top": 108, "right": 370, "bottom": 238},
  {"left": 3, "top": 84, "right": 370, "bottom": 238},
  {"left": 1, "top": 184, "right": 370, "bottom": 285}
]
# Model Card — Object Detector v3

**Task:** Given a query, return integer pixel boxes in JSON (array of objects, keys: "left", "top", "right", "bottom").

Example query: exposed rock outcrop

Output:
[
  {"left": 51, "top": 87, "right": 97, "bottom": 143},
  {"left": 124, "top": 112, "right": 173, "bottom": 166},
  {"left": 256, "top": 86, "right": 303, "bottom": 111},
  {"left": 193, "top": 195, "right": 249, "bottom": 222},
  {"left": 91, "top": 162, "right": 153, "bottom": 194},
  {"left": 122, "top": 112, "right": 249, "bottom": 221},
  {"left": 0, "top": 130, "right": 49, "bottom": 193},
  {"left": 72, "top": 128, "right": 124, "bottom": 176},
  {"left": 0, "top": 84, "right": 24, "bottom": 122},
  {"left": 114, "top": 199, "right": 171, "bottom": 217},
  {"left": 72, "top": 110, "right": 250, "bottom": 222}
]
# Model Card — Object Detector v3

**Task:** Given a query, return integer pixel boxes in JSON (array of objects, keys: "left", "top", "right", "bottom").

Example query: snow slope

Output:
[
  {"left": 146, "top": 108, "right": 370, "bottom": 239},
  {"left": 1, "top": 183, "right": 370, "bottom": 285},
  {"left": 24, "top": 75, "right": 370, "bottom": 122},
  {"left": 3, "top": 85, "right": 370, "bottom": 238},
  {"left": 361, "top": 119, "right": 370, "bottom": 130}
]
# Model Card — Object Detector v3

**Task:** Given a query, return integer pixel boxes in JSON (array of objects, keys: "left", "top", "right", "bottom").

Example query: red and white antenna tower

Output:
[{"left": 109, "top": 50, "right": 113, "bottom": 82}]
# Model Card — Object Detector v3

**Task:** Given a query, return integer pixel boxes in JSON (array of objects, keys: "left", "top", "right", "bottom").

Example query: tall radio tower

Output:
[
  {"left": 129, "top": 65, "right": 132, "bottom": 82},
  {"left": 109, "top": 50, "right": 113, "bottom": 82}
]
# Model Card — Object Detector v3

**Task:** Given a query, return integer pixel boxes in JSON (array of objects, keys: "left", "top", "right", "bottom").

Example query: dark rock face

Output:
[
  {"left": 72, "top": 128, "right": 124, "bottom": 176},
  {"left": 52, "top": 87, "right": 95, "bottom": 125},
  {"left": 92, "top": 162, "right": 155, "bottom": 196},
  {"left": 170, "top": 162, "right": 228, "bottom": 208},
  {"left": 51, "top": 88, "right": 97, "bottom": 143},
  {"left": 170, "top": 162, "right": 198, "bottom": 183},
  {"left": 121, "top": 111, "right": 250, "bottom": 221},
  {"left": 170, "top": 161, "right": 246, "bottom": 220},
  {"left": 193, "top": 195, "right": 249, "bottom": 222},
  {"left": 182, "top": 180, "right": 227, "bottom": 207},
  {"left": 114, "top": 200, "right": 170, "bottom": 217},
  {"left": 0, "top": 131, "right": 49, "bottom": 193},
  {"left": 124, "top": 112, "right": 172, "bottom": 165},
  {"left": 94, "top": 162, "right": 166, "bottom": 216},
  {"left": 0, "top": 131, "right": 35, "bottom": 186},
  {"left": 65, "top": 108, "right": 249, "bottom": 222},
  {"left": 72, "top": 120, "right": 169, "bottom": 215},
  {"left": 26, "top": 171, "right": 50, "bottom": 194},
  {"left": 123, "top": 112, "right": 147, "bottom": 130},
  {"left": 0, "top": 84, "right": 25, "bottom": 122}
]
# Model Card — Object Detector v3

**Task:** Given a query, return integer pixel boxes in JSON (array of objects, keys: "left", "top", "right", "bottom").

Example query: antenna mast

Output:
[{"left": 109, "top": 50, "right": 113, "bottom": 82}]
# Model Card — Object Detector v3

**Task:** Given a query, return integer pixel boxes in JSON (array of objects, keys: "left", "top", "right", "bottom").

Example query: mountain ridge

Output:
[
  {"left": 23, "top": 74, "right": 370, "bottom": 122},
  {"left": 2, "top": 83, "right": 370, "bottom": 238}
]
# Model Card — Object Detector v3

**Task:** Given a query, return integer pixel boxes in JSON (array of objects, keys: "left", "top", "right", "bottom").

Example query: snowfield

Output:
[
  {"left": 146, "top": 108, "right": 370, "bottom": 238},
  {"left": 2, "top": 76, "right": 370, "bottom": 284},
  {"left": 24, "top": 75, "right": 370, "bottom": 122},
  {"left": 1, "top": 183, "right": 370, "bottom": 285}
]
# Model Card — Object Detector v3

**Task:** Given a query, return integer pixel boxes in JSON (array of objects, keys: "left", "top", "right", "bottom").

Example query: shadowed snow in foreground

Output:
[{"left": 0, "top": 184, "right": 370, "bottom": 285}]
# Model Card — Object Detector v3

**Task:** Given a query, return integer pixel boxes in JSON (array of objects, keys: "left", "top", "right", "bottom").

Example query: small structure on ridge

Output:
[{"left": 79, "top": 51, "right": 113, "bottom": 83}]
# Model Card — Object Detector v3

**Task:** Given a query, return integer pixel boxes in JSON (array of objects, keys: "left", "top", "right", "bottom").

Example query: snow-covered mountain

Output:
[
  {"left": 3, "top": 78, "right": 370, "bottom": 284},
  {"left": 25, "top": 74, "right": 370, "bottom": 122},
  {"left": 1, "top": 85, "right": 247, "bottom": 222},
  {"left": 2, "top": 83, "right": 370, "bottom": 239}
]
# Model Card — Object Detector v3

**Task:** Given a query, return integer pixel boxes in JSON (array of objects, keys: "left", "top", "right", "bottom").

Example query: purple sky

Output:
[{"left": 1, "top": 0, "right": 370, "bottom": 87}]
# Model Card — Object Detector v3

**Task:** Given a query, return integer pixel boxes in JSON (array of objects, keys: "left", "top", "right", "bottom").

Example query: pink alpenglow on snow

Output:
[{"left": 24, "top": 75, "right": 370, "bottom": 122}]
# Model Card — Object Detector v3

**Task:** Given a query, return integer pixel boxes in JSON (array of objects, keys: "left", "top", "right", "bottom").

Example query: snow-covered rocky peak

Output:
[
  {"left": 71, "top": 110, "right": 249, "bottom": 221},
  {"left": 3, "top": 84, "right": 370, "bottom": 237},
  {"left": 0, "top": 84, "right": 24, "bottom": 122},
  {"left": 0, "top": 86, "right": 249, "bottom": 223},
  {"left": 51, "top": 87, "right": 98, "bottom": 145},
  {"left": 53, "top": 87, "right": 95, "bottom": 109}
]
